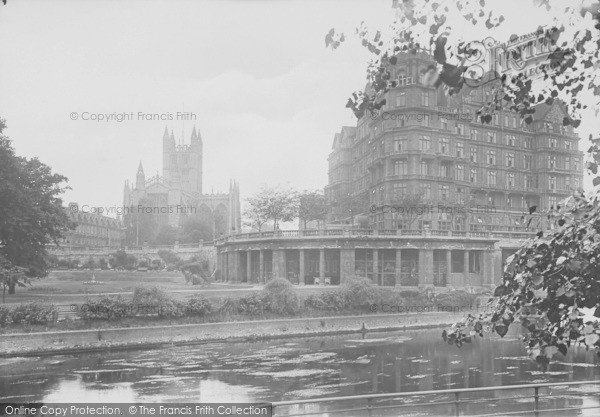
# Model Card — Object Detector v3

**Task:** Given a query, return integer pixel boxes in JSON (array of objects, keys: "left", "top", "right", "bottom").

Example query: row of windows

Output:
[
  {"left": 360, "top": 110, "right": 575, "bottom": 148},
  {"left": 372, "top": 173, "right": 578, "bottom": 203},
  {"left": 384, "top": 156, "right": 579, "bottom": 178},
  {"left": 385, "top": 134, "right": 575, "bottom": 156},
  {"left": 384, "top": 137, "right": 580, "bottom": 170},
  {"left": 71, "top": 225, "right": 123, "bottom": 237},
  {"left": 62, "top": 236, "right": 121, "bottom": 247}
]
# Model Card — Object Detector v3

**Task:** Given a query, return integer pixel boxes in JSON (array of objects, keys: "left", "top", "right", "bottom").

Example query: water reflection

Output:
[{"left": 0, "top": 329, "right": 598, "bottom": 414}]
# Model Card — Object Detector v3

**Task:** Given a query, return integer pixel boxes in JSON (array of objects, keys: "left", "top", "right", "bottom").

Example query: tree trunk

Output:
[{"left": 8, "top": 281, "right": 15, "bottom": 295}]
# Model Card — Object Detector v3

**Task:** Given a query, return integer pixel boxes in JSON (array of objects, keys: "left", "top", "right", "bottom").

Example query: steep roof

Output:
[{"left": 532, "top": 100, "right": 569, "bottom": 122}]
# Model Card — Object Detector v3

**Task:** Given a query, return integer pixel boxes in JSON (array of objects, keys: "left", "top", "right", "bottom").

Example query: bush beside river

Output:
[{"left": 0, "top": 278, "right": 487, "bottom": 334}]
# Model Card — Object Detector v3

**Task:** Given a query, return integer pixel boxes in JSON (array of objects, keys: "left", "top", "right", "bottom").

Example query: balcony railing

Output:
[
  {"left": 48, "top": 242, "right": 215, "bottom": 253},
  {"left": 214, "top": 228, "right": 535, "bottom": 244}
]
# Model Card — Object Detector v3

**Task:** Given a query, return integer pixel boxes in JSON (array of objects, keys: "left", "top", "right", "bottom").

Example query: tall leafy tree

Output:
[
  {"left": 244, "top": 185, "right": 299, "bottom": 231},
  {"left": 390, "top": 191, "right": 428, "bottom": 229},
  {"left": 0, "top": 254, "right": 26, "bottom": 302},
  {"left": 243, "top": 201, "right": 269, "bottom": 232},
  {"left": 298, "top": 190, "right": 328, "bottom": 229},
  {"left": 0, "top": 118, "right": 74, "bottom": 294}
]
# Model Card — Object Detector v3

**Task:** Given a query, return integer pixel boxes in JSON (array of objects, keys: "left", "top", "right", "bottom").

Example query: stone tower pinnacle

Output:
[{"left": 135, "top": 161, "right": 145, "bottom": 190}]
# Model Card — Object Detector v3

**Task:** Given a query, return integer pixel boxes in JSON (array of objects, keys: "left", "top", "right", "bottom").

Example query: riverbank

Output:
[{"left": 0, "top": 312, "right": 461, "bottom": 357}]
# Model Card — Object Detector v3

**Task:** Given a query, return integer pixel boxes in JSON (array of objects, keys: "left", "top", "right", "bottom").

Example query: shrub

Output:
[
  {"left": 10, "top": 302, "right": 58, "bottom": 325},
  {"left": 132, "top": 286, "right": 182, "bottom": 318},
  {"left": 132, "top": 286, "right": 170, "bottom": 305},
  {"left": 218, "top": 297, "right": 239, "bottom": 316},
  {"left": 377, "top": 290, "right": 408, "bottom": 306},
  {"left": 0, "top": 305, "right": 10, "bottom": 327},
  {"left": 379, "top": 289, "right": 431, "bottom": 306},
  {"left": 186, "top": 295, "right": 213, "bottom": 316},
  {"left": 396, "top": 289, "right": 424, "bottom": 299},
  {"left": 125, "top": 255, "right": 138, "bottom": 270},
  {"left": 83, "top": 257, "right": 96, "bottom": 270},
  {"left": 161, "top": 300, "right": 187, "bottom": 318},
  {"left": 342, "top": 277, "right": 380, "bottom": 307},
  {"left": 237, "top": 293, "right": 266, "bottom": 315},
  {"left": 262, "top": 278, "right": 299, "bottom": 315},
  {"left": 79, "top": 296, "right": 132, "bottom": 320},
  {"left": 435, "top": 290, "right": 477, "bottom": 307},
  {"left": 157, "top": 249, "right": 182, "bottom": 267},
  {"left": 57, "top": 259, "right": 71, "bottom": 269},
  {"left": 98, "top": 258, "right": 109, "bottom": 270},
  {"left": 305, "top": 290, "right": 348, "bottom": 311},
  {"left": 304, "top": 294, "right": 321, "bottom": 310}
]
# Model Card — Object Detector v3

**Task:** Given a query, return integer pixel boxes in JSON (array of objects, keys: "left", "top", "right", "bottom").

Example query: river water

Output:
[{"left": 1, "top": 328, "right": 599, "bottom": 416}]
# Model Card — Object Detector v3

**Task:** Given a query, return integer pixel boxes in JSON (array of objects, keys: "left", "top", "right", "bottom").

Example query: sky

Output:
[{"left": 0, "top": 0, "right": 597, "bottom": 216}]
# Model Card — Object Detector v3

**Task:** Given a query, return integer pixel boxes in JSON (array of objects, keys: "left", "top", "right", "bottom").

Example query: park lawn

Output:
[
  {"left": 1, "top": 271, "right": 340, "bottom": 306},
  {"left": 29, "top": 270, "right": 189, "bottom": 294},
  {"left": 1, "top": 270, "right": 344, "bottom": 307}
]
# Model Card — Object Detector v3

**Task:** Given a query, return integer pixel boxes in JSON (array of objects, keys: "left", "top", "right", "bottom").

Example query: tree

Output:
[
  {"left": 390, "top": 191, "right": 428, "bottom": 229},
  {"left": 109, "top": 249, "right": 136, "bottom": 270},
  {"left": 243, "top": 202, "right": 269, "bottom": 232},
  {"left": 0, "top": 118, "right": 74, "bottom": 294},
  {"left": 0, "top": 254, "right": 27, "bottom": 303},
  {"left": 179, "top": 214, "right": 213, "bottom": 243},
  {"left": 298, "top": 190, "right": 328, "bottom": 229},
  {"left": 331, "top": 191, "right": 370, "bottom": 225},
  {"left": 244, "top": 185, "right": 299, "bottom": 230},
  {"left": 327, "top": 1, "right": 600, "bottom": 127},
  {"left": 154, "top": 224, "right": 178, "bottom": 245},
  {"left": 124, "top": 197, "right": 158, "bottom": 246}
]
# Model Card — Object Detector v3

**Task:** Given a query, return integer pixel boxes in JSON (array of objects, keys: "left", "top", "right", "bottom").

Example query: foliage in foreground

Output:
[
  {"left": 0, "top": 119, "right": 74, "bottom": 295},
  {"left": 327, "top": 1, "right": 600, "bottom": 128}
]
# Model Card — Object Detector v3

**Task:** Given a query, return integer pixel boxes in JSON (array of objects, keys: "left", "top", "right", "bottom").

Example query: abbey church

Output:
[{"left": 123, "top": 127, "right": 241, "bottom": 238}]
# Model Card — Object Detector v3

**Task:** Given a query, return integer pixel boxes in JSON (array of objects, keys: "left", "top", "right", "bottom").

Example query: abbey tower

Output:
[{"left": 123, "top": 127, "right": 241, "bottom": 242}]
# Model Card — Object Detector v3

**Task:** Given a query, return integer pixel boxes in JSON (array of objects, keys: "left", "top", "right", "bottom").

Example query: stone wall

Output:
[{"left": 0, "top": 312, "right": 461, "bottom": 356}]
